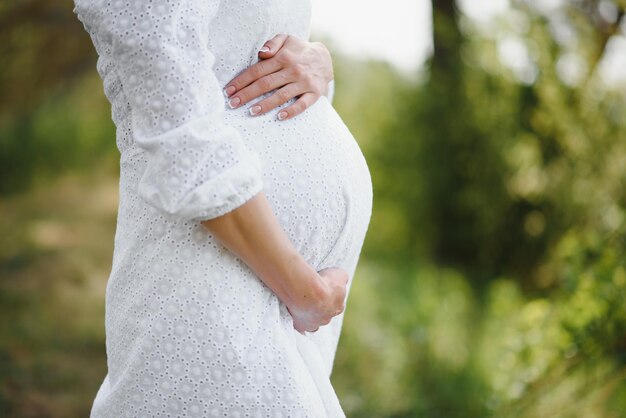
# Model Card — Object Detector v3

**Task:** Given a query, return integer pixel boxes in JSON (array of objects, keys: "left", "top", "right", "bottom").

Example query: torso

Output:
[
  {"left": 208, "top": 0, "right": 371, "bottom": 269},
  {"left": 74, "top": 1, "right": 373, "bottom": 416}
]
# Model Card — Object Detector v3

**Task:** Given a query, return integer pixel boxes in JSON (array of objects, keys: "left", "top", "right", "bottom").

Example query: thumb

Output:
[{"left": 258, "top": 33, "right": 288, "bottom": 58}]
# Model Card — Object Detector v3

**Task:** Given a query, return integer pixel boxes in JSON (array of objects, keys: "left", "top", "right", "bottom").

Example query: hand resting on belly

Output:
[
  {"left": 222, "top": 33, "right": 335, "bottom": 121},
  {"left": 202, "top": 35, "right": 347, "bottom": 333},
  {"left": 201, "top": 192, "right": 348, "bottom": 334}
]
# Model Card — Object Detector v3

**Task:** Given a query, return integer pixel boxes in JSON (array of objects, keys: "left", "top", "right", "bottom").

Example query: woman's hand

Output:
[
  {"left": 223, "top": 34, "right": 334, "bottom": 121},
  {"left": 287, "top": 267, "right": 349, "bottom": 334},
  {"left": 200, "top": 192, "right": 348, "bottom": 335}
]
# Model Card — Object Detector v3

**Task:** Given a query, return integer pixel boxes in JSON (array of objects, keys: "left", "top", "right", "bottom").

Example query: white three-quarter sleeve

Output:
[{"left": 106, "top": 0, "right": 264, "bottom": 222}]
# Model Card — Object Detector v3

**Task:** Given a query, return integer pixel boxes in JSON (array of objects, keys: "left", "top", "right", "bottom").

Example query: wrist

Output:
[
  {"left": 279, "top": 251, "right": 327, "bottom": 311},
  {"left": 310, "top": 41, "right": 334, "bottom": 84}
]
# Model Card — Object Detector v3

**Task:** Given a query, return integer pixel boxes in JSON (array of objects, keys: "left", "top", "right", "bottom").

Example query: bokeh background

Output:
[{"left": 2, "top": 0, "right": 626, "bottom": 417}]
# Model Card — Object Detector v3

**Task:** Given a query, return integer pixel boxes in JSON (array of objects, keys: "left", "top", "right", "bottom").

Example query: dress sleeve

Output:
[{"left": 106, "top": 0, "right": 264, "bottom": 222}]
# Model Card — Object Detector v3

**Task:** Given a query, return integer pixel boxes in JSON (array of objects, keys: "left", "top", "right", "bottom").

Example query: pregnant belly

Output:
[{"left": 223, "top": 96, "right": 372, "bottom": 271}]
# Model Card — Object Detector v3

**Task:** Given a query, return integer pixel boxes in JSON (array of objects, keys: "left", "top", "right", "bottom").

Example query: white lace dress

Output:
[{"left": 73, "top": 0, "right": 373, "bottom": 416}]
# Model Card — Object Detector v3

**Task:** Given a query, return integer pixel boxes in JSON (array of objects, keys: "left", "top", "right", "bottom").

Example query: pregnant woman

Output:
[{"left": 73, "top": 0, "right": 372, "bottom": 416}]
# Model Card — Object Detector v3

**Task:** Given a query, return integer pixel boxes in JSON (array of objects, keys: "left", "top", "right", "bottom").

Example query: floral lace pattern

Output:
[{"left": 73, "top": 0, "right": 372, "bottom": 416}]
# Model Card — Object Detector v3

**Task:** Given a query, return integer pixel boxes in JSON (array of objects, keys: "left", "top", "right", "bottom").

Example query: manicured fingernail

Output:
[
  {"left": 224, "top": 85, "right": 236, "bottom": 97},
  {"left": 277, "top": 111, "right": 288, "bottom": 120},
  {"left": 259, "top": 46, "right": 270, "bottom": 53},
  {"left": 228, "top": 97, "right": 240, "bottom": 108},
  {"left": 249, "top": 105, "right": 262, "bottom": 116}
]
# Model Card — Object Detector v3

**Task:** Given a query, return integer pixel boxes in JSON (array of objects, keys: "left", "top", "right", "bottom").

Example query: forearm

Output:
[{"left": 200, "top": 191, "right": 326, "bottom": 310}]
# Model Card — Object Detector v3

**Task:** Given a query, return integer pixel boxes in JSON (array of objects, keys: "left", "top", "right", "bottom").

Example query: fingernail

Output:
[
  {"left": 228, "top": 97, "right": 240, "bottom": 108},
  {"left": 249, "top": 105, "right": 262, "bottom": 116},
  {"left": 277, "top": 111, "right": 288, "bottom": 120},
  {"left": 223, "top": 85, "right": 236, "bottom": 97},
  {"left": 259, "top": 46, "right": 270, "bottom": 53}
]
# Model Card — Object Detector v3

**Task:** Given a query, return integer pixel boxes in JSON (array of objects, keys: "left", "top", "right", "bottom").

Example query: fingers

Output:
[
  {"left": 225, "top": 34, "right": 289, "bottom": 97},
  {"left": 249, "top": 83, "right": 307, "bottom": 116},
  {"left": 227, "top": 68, "right": 295, "bottom": 109},
  {"left": 294, "top": 321, "right": 303, "bottom": 333},
  {"left": 258, "top": 33, "right": 289, "bottom": 59},
  {"left": 225, "top": 33, "right": 328, "bottom": 119},
  {"left": 290, "top": 312, "right": 330, "bottom": 334},
  {"left": 335, "top": 302, "right": 346, "bottom": 316},
  {"left": 296, "top": 323, "right": 320, "bottom": 333},
  {"left": 275, "top": 92, "right": 318, "bottom": 121},
  {"left": 293, "top": 320, "right": 320, "bottom": 334},
  {"left": 224, "top": 58, "right": 282, "bottom": 98}
]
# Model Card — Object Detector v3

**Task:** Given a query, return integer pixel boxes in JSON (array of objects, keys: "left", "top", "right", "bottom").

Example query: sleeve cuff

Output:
[{"left": 136, "top": 142, "right": 265, "bottom": 222}]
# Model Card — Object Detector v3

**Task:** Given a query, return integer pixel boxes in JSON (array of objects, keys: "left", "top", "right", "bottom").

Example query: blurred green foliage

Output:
[
  {"left": 0, "top": 0, "right": 118, "bottom": 194},
  {"left": 1, "top": 0, "right": 626, "bottom": 417}
]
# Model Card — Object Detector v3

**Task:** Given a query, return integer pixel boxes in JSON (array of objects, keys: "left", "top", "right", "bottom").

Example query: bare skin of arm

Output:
[{"left": 201, "top": 191, "right": 348, "bottom": 333}]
